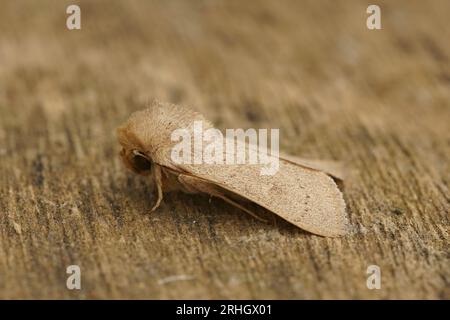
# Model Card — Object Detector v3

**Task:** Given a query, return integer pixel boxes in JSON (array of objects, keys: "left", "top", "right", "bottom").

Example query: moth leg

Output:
[
  {"left": 177, "top": 174, "right": 267, "bottom": 223},
  {"left": 150, "top": 164, "right": 163, "bottom": 212},
  {"left": 211, "top": 192, "right": 268, "bottom": 223}
]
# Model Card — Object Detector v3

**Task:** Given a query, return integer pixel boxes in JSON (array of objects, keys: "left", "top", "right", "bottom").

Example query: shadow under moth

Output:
[{"left": 117, "top": 101, "right": 349, "bottom": 237}]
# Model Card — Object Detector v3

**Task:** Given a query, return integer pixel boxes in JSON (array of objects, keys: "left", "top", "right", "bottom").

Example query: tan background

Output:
[{"left": 0, "top": 0, "right": 448, "bottom": 299}]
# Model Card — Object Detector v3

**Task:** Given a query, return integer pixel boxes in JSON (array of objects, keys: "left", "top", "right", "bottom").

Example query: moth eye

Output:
[{"left": 132, "top": 154, "right": 152, "bottom": 172}]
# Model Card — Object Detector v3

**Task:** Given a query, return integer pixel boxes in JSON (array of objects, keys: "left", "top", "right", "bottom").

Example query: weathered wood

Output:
[{"left": 0, "top": 0, "right": 448, "bottom": 299}]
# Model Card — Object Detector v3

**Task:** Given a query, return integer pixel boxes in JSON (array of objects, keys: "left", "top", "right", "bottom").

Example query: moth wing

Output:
[
  {"left": 174, "top": 156, "right": 348, "bottom": 237},
  {"left": 279, "top": 152, "right": 346, "bottom": 182}
]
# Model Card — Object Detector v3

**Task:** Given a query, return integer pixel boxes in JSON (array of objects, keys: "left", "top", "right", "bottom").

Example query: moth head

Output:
[
  {"left": 117, "top": 124, "right": 154, "bottom": 175},
  {"left": 120, "top": 148, "right": 153, "bottom": 175}
]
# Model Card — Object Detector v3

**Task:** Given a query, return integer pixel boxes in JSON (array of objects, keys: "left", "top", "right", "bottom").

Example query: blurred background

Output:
[{"left": 0, "top": 0, "right": 448, "bottom": 299}]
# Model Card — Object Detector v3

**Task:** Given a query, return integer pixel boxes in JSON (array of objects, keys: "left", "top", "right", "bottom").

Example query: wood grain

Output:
[{"left": 0, "top": 0, "right": 448, "bottom": 299}]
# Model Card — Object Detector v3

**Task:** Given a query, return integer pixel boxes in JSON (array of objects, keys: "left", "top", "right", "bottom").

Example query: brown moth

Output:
[{"left": 117, "top": 101, "right": 349, "bottom": 237}]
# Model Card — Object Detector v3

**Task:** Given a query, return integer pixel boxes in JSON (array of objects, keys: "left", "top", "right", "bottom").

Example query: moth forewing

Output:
[{"left": 173, "top": 157, "right": 348, "bottom": 237}]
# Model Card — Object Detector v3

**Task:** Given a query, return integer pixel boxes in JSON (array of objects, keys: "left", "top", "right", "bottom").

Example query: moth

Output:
[{"left": 117, "top": 101, "right": 349, "bottom": 237}]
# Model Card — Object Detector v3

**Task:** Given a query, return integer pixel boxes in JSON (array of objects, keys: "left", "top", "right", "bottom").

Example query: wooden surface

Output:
[{"left": 0, "top": 0, "right": 449, "bottom": 299}]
